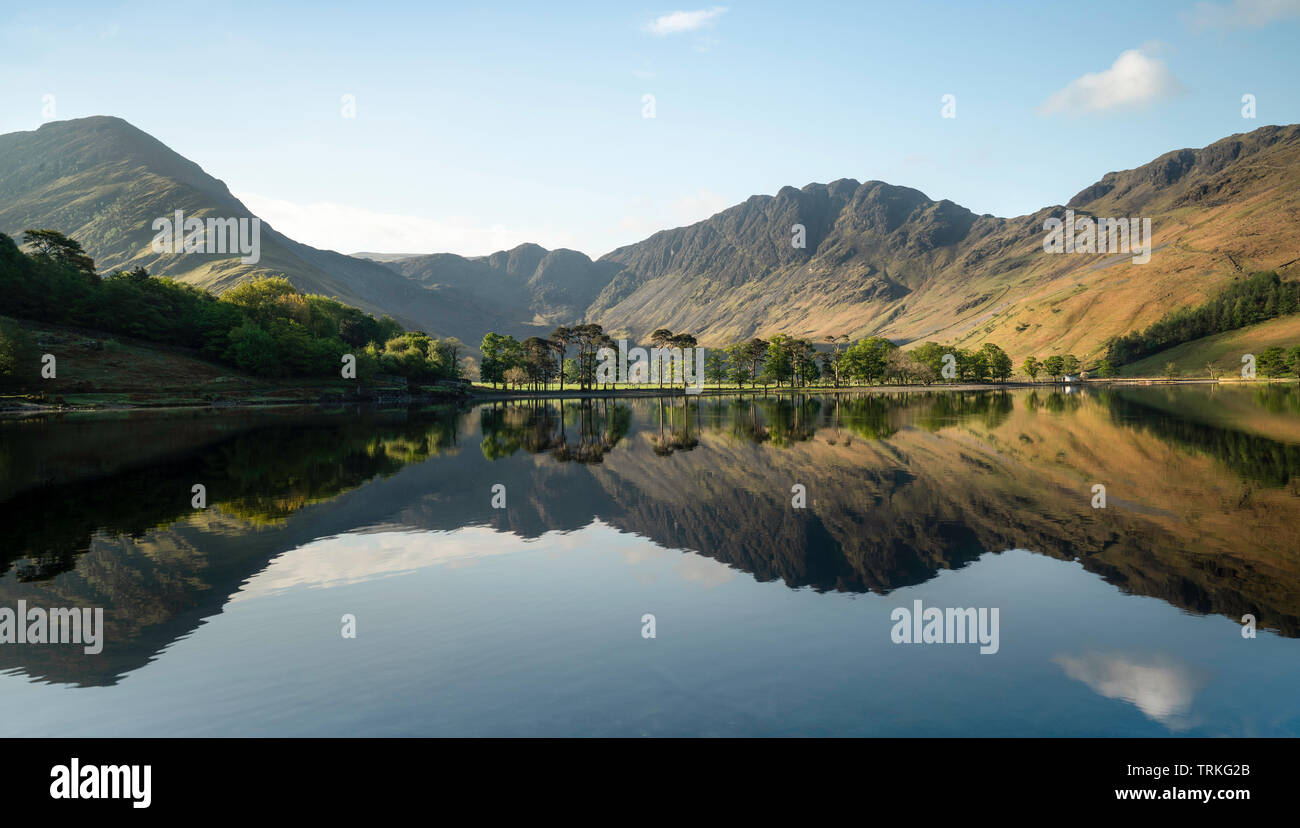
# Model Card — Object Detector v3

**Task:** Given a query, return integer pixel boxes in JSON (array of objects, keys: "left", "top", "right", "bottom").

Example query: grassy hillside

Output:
[
  {"left": 0, "top": 117, "right": 513, "bottom": 346},
  {"left": 1118, "top": 314, "right": 1300, "bottom": 378},
  {"left": 0, "top": 317, "right": 409, "bottom": 409},
  {"left": 591, "top": 125, "right": 1300, "bottom": 363}
]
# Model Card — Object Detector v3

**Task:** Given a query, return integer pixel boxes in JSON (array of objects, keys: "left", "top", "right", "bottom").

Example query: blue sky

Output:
[{"left": 2, "top": 0, "right": 1297, "bottom": 258}]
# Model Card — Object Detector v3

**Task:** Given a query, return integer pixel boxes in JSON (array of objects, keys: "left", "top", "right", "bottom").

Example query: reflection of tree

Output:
[
  {"left": 674, "top": 392, "right": 1023, "bottom": 447},
  {"left": 818, "top": 392, "right": 1013, "bottom": 441},
  {"left": 823, "top": 396, "right": 851, "bottom": 446},
  {"left": 731, "top": 397, "right": 770, "bottom": 444},
  {"left": 911, "top": 390, "right": 1016, "bottom": 431},
  {"left": 564, "top": 398, "right": 631, "bottom": 463},
  {"left": 651, "top": 397, "right": 700, "bottom": 455},
  {"left": 1, "top": 407, "right": 462, "bottom": 581},
  {"left": 1106, "top": 390, "right": 1300, "bottom": 487},
  {"left": 480, "top": 405, "right": 522, "bottom": 460},
  {"left": 481, "top": 399, "right": 630, "bottom": 464},
  {"left": 219, "top": 423, "right": 457, "bottom": 524},
  {"left": 835, "top": 396, "right": 905, "bottom": 440},
  {"left": 764, "top": 395, "right": 818, "bottom": 446},
  {"left": 1254, "top": 385, "right": 1300, "bottom": 415},
  {"left": 479, "top": 400, "right": 560, "bottom": 458}
]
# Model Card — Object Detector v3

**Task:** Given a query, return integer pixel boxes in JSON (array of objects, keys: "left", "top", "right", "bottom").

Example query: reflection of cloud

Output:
[
  {"left": 1053, "top": 652, "right": 1207, "bottom": 729},
  {"left": 620, "top": 534, "right": 737, "bottom": 587},
  {"left": 231, "top": 527, "right": 525, "bottom": 601},
  {"left": 234, "top": 518, "right": 734, "bottom": 601},
  {"left": 1039, "top": 49, "right": 1182, "bottom": 114},
  {"left": 675, "top": 552, "right": 736, "bottom": 587}
]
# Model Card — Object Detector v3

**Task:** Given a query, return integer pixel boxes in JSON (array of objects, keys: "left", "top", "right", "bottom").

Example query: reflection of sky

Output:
[{"left": 1053, "top": 652, "right": 1206, "bottom": 731}]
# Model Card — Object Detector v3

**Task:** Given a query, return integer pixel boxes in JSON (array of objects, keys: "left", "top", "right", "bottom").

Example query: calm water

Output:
[{"left": 2, "top": 386, "right": 1298, "bottom": 736}]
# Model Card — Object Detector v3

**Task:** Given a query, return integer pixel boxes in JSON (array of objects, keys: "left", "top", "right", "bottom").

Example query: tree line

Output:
[
  {"left": 1106, "top": 270, "right": 1300, "bottom": 366},
  {"left": 1020, "top": 353, "right": 1092, "bottom": 381},
  {"left": 479, "top": 324, "right": 1026, "bottom": 390},
  {"left": 0, "top": 230, "right": 464, "bottom": 386}
]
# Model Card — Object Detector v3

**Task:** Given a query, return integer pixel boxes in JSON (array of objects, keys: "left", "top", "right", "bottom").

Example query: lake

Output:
[{"left": 1, "top": 385, "right": 1298, "bottom": 736}]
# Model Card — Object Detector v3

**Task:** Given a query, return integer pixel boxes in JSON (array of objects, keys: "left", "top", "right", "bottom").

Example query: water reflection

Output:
[
  {"left": 1053, "top": 652, "right": 1208, "bottom": 730},
  {"left": 1, "top": 386, "right": 1297, "bottom": 689}
]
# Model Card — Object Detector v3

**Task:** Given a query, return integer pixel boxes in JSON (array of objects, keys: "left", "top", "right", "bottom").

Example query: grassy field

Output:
[
  {"left": 0, "top": 317, "right": 413, "bottom": 409},
  {"left": 1117, "top": 315, "right": 1300, "bottom": 378}
]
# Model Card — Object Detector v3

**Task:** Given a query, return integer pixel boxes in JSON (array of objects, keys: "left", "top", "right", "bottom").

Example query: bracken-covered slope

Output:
[{"left": 589, "top": 124, "right": 1300, "bottom": 361}]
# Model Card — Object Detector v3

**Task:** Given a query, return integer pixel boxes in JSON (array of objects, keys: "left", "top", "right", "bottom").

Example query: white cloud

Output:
[
  {"left": 1039, "top": 49, "right": 1183, "bottom": 115},
  {"left": 1188, "top": 0, "right": 1300, "bottom": 28},
  {"left": 235, "top": 192, "right": 582, "bottom": 258},
  {"left": 644, "top": 7, "right": 727, "bottom": 35}
]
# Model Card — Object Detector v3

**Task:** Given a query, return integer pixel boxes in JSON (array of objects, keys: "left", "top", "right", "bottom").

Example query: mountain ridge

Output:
[
  {"left": 584, "top": 123, "right": 1300, "bottom": 359},
  {"left": 0, "top": 116, "right": 517, "bottom": 346},
  {"left": 3, "top": 116, "right": 1297, "bottom": 361}
]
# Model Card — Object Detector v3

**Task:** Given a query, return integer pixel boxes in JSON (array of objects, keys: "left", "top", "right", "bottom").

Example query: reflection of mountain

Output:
[
  {"left": 0, "top": 409, "right": 461, "bottom": 580},
  {"left": 0, "top": 408, "right": 462, "bottom": 684},
  {"left": 2, "top": 388, "right": 1298, "bottom": 685},
  {"left": 1105, "top": 388, "right": 1300, "bottom": 486},
  {"left": 571, "top": 394, "right": 1300, "bottom": 635}
]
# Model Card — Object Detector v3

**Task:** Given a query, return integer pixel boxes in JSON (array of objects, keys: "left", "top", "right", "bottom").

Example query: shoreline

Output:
[
  {"left": 464, "top": 376, "right": 1293, "bottom": 403},
  {"left": 5, "top": 376, "right": 1293, "bottom": 415}
]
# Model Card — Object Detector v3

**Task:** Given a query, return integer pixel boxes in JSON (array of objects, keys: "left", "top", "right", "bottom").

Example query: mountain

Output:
[
  {"left": 0, "top": 116, "right": 526, "bottom": 346},
  {"left": 372, "top": 242, "right": 626, "bottom": 328},
  {"left": 3, "top": 117, "right": 1297, "bottom": 363},
  {"left": 589, "top": 124, "right": 1300, "bottom": 360},
  {"left": 351, "top": 252, "right": 422, "bottom": 263}
]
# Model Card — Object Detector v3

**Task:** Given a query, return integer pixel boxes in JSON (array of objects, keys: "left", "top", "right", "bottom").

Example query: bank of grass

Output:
[
  {"left": 1118, "top": 315, "right": 1300, "bottom": 378},
  {"left": 0, "top": 317, "right": 428, "bottom": 410}
]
